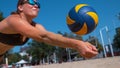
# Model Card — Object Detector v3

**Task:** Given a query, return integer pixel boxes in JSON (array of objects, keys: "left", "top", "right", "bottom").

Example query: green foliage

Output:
[
  {"left": 22, "top": 55, "right": 29, "bottom": 61},
  {"left": 113, "top": 27, "right": 120, "bottom": 49},
  {"left": 27, "top": 40, "right": 56, "bottom": 62},
  {"left": 0, "top": 11, "right": 4, "bottom": 21},
  {"left": 8, "top": 53, "right": 21, "bottom": 65}
]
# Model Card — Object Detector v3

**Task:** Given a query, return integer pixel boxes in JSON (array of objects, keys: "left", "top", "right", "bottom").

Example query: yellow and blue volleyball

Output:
[{"left": 66, "top": 4, "right": 99, "bottom": 35}]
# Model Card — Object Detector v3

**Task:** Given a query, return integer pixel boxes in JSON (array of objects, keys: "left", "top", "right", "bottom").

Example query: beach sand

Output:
[{"left": 25, "top": 56, "right": 120, "bottom": 68}]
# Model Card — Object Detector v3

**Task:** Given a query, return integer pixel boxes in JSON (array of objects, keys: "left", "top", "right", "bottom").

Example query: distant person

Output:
[
  {"left": 12, "top": 63, "right": 16, "bottom": 68},
  {"left": 0, "top": 0, "right": 98, "bottom": 63}
]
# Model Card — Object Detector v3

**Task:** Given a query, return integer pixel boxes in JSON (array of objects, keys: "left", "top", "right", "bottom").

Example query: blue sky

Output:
[{"left": 0, "top": 0, "right": 120, "bottom": 52}]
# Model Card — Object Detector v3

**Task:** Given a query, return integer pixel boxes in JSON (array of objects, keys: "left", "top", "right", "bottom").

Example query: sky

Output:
[{"left": 0, "top": 0, "right": 120, "bottom": 52}]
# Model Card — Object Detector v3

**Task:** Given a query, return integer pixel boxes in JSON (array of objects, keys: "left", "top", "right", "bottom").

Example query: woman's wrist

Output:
[{"left": 69, "top": 38, "right": 83, "bottom": 50}]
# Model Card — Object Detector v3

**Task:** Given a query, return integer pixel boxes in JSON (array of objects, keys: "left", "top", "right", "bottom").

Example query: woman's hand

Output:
[{"left": 76, "top": 41, "right": 98, "bottom": 59}]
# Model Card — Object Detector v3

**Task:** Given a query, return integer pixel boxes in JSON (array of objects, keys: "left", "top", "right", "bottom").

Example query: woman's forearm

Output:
[{"left": 40, "top": 32, "right": 80, "bottom": 49}]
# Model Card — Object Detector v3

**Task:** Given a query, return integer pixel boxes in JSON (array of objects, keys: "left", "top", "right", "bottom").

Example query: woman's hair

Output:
[{"left": 11, "top": 0, "right": 26, "bottom": 14}]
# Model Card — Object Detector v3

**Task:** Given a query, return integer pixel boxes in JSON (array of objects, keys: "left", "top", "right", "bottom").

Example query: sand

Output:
[{"left": 23, "top": 56, "right": 120, "bottom": 68}]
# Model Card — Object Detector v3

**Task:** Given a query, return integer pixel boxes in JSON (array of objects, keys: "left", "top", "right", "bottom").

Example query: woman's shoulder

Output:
[
  {"left": 6, "top": 14, "right": 22, "bottom": 23},
  {"left": 7, "top": 14, "right": 20, "bottom": 20}
]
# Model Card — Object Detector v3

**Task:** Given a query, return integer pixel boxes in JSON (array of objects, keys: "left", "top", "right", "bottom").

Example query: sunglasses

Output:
[{"left": 23, "top": 0, "right": 40, "bottom": 8}]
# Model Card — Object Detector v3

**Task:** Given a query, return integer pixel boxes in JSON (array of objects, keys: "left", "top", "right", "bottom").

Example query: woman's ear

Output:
[{"left": 18, "top": 5, "right": 23, "bottom": 12}]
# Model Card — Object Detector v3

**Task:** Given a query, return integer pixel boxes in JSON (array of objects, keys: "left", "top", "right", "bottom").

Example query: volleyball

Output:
[{"left": 66, "top": 4, "right": 99, "bottom": 35}]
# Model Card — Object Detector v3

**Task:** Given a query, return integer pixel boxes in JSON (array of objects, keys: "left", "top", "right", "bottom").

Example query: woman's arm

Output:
[{"left": 7, "top": 16, "right": 98, "bottom": 58}]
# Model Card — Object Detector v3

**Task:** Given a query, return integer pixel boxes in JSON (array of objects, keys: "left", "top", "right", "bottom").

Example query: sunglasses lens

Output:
[
  {"left": 29, "top": 0, "right": 35, "bottom": 5},
  {"left": 28, "top": 0, "right": 40, "bottom": 8}
]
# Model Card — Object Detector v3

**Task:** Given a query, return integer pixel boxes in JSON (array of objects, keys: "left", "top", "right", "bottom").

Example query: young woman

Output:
[{"left": 0, "top": 0, "right": 98, "bottom": 62}]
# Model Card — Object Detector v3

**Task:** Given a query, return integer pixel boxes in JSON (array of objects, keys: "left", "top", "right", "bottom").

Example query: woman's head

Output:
[{"left": 11, "top": 0, "right": 40, "bottom": 18}]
